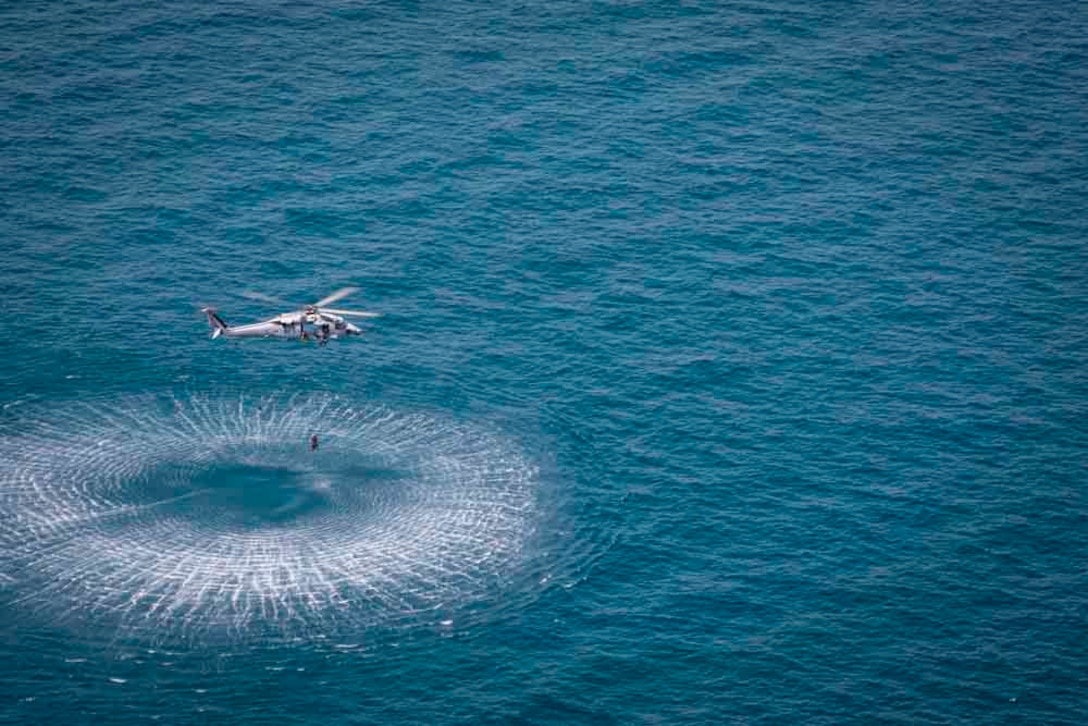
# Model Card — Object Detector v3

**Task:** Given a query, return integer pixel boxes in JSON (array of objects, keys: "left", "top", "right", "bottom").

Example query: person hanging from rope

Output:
[{"left": 309, "top": 433, "right": 319, "bottom": 452}]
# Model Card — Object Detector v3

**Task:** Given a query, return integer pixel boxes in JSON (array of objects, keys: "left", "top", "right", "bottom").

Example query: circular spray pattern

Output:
[{"left": 0, "top": 394, "right": 539, "bottom": 643}]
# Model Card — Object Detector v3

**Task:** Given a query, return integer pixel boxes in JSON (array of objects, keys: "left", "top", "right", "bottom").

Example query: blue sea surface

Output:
[{"left": 1, "top": 0, "right": 1086, "bottom": 723}]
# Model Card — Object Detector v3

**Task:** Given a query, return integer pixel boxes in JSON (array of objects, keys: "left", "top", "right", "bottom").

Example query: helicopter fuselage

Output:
[
  {"left": 201, "top": 287, "right": 379, "bottom": 343},
  {"left": 203, "top": 309, "right": 362, "bottom": 341}
]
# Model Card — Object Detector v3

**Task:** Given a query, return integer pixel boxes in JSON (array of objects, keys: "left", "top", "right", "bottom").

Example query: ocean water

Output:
[{"left": 1, "top": 0, "right": 1086, "bottom": 723}]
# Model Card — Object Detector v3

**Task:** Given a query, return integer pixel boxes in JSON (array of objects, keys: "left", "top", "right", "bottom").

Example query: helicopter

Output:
[{"left": 201, "top": 287, "right": 380, "bottom": 345}]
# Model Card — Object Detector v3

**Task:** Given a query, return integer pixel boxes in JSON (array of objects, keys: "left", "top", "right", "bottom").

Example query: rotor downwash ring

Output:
[{"left": 0, "top": 395, "right": 539, "bottom": 643}]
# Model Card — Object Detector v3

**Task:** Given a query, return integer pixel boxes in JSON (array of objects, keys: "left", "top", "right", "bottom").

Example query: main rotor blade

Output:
[
  {"left": 242, "top": 291, "right": 290, "bottom": 306},
  {"left": 313, "top": 287, "right": 360, "bottom": 308},
  {"left": 320, "top": 307, "right": 382, "bottom": 318}
]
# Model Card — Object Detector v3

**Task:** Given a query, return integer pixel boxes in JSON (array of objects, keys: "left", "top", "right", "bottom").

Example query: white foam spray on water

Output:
[{"left": 0, "top": 394, "right": 540, "bottom": 644}]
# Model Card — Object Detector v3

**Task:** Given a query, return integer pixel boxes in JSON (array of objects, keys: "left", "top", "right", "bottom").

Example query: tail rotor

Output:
[{"left": 200, "top": 307, "right": 228, "bottom": 339}]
